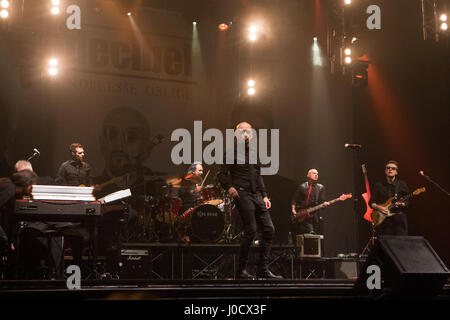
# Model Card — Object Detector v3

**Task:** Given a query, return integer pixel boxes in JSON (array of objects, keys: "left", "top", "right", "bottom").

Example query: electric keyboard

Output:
[{"left": 15, "top": 199, "right": 101, "bottom": 222}]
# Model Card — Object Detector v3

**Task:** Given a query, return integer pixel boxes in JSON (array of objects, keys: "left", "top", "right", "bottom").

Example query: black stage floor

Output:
[{"left": 1, "top": 279, "right": 449, "bottom": 301}]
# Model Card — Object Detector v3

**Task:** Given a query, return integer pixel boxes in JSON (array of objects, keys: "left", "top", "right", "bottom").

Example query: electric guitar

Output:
[
  {"left": 371, "top": 187, "right": 426, "bottom": 227},
  {"left": 291, "top": 193, "right": 353, "bottom": 224},
  {"left": 361, "top": 164, "right": 373, "bottom": 222}
]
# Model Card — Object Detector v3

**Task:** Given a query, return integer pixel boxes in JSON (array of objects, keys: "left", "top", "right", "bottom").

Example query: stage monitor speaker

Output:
[{"left": 355, "top": 236, "right": 449, "bottom": 297}]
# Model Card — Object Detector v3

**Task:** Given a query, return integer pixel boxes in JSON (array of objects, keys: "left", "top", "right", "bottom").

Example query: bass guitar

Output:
[
  {"left": 371, "top": 187, "right": 426, "bottom": 227},
  {"left": 291, "top": 193, "right": 352, "bottom": 224}
]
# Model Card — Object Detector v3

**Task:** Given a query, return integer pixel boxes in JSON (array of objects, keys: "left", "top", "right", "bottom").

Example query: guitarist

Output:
[
  {"left": 290, "top": 169, "right": 329, "bottom": 235},
  {"left": 369, "top": 160, "right": 409, "bottom": 235}
]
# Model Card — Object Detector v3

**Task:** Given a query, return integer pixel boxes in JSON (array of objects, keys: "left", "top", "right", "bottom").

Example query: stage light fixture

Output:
[
  {"left": 248, "top": 87, "right": 255, "bottom": 95},
  {"left": 47, "top": 58, "right": 59, "bottom": 76},
  {"left": 48, "top": 67, "right": 58, "bottom": 76},
  {"left": 193, "top": 21, "right": 197, "bottom": 25},
  {"left": 127, "top": 12, "right": 132, "bottom": 16},
  {"left": 313, "top": 37, "right": 318, "bottom": 41},
  {"left": 441, "top": 22, "right": 448, "bottom": 31},
  {"left": 248, "top": 79, "right": 255, "bottom": 87},
  {"left": 249, "top": 33, "right": 257, "bottom": 41},
  {"left": 248, "top": 23, "right": 263, "bottom": 42},
  {"left": 352, "top": 60, "right": 369, "bottom": 87},
  {"left": 0, "top": 9, "right": 8, "bottom": 18},
  {"left": 344, "top": 0, "right": 352, "bottom": 5},
  {"left": 51, "top": 0, "right": 60, "bottom": 5},
  {"left": 49, "top": 58, "right": 58, "bottom": 67},
  {"left": 440, "top": 14, "right": 447, "bottom": 22},
  {"left": 344, "top": 48, "right": 352, "bottom": 56},
  {"left": 345, "top": 56, "right": 352, "bottom": 64},
  {"left": 218, "top": 23, "right": 228, "bottom": 31},
  {"left": 51, "top": 7, "right": 60, "bottom": 15},
  {"left": 1, "top": 0, "right": 9, "bottom": 9}
]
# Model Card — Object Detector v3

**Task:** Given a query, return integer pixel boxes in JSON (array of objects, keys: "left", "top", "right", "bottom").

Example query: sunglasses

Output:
[{"left": 385, "top": 166, "right": 398, "bottom": 171}]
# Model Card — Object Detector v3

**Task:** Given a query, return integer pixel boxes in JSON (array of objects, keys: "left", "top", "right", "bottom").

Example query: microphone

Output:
[
  {"left": 27, "top": 148, "right": 41, "bottom": 161},
  {"left": 345, "top": 143, "right": 362, "bottom": 149},
  {"left": 419, "top": 171, "right": 430, "bottom": 179}
]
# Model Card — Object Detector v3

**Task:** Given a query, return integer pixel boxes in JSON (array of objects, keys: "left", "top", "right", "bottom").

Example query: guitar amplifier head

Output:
[{"left": 296, "top": 234, "right": 323, "bottom": 258}]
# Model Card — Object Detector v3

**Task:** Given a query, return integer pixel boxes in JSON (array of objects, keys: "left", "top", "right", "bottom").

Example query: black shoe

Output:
[
  {"left": 256, "top": 269, "right": 283, "bottom": 279},
  {"left": 237, "top": 269, "right": 254, "bottom": 279}
]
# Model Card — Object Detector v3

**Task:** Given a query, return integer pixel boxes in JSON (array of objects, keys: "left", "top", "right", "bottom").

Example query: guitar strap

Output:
[{"left": 305, "top": 183, "right": 313, "bottom": 206}]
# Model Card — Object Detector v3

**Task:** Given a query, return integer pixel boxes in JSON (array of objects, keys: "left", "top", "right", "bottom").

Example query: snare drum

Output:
[{"left": 202, "top": 185, "right": 223, "bottom": 206}]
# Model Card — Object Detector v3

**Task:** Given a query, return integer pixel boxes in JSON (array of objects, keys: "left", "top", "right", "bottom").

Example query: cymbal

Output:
[
  {"left": 183, "top": 173, "right": 201, "bottom": 185},
  {"left": 165, "top": 173, "right": 200, "bottom": 188}
]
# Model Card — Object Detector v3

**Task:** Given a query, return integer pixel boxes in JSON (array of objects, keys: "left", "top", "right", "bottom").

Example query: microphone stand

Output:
[
  {"left": 348, "top": 146, "right": 362, "bottom": 256},
  {"left": 421, "top": 173, "right": 450, "bottom": 197}
]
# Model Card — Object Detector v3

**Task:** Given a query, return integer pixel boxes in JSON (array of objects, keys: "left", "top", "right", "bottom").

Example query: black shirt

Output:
[
  {"left": 369, "top": 178, "right": 409, "bottom": 214},
  {"left": 218, "top": 148, "right": 268, "bottom": 197},
  {"left": 55, "top": 160, "right": 93, "bottom": 186},
  {"left": 291, "top": 181, "right": 326, "bottom": 208}
]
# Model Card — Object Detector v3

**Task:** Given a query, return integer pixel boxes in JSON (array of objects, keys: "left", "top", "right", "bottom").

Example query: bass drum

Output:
[{"left": 176, "top": 204, "right": 225, "bottom": 243}]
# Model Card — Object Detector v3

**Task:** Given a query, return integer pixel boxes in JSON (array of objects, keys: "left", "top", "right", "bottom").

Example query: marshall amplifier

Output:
[
  {"left": 296, "top": 234, "right": 324, "bottom": 258},
  {"left": 107, "top": 249, "right": 152, "bottom": 279}
]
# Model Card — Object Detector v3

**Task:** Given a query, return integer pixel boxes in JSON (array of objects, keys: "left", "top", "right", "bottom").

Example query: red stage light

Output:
[{"left": 218, "top": 23, "right": 228, "bottom": 31}]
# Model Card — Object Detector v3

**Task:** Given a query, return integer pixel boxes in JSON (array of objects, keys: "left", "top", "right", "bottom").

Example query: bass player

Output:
[{"left": 290, "top": 169, "right": 329, "bottom": 235}]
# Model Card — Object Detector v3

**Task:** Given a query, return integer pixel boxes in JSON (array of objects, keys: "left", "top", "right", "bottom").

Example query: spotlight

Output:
[
  {"left": 49, "top": 58, "right": 58, "bottom": 67},
  {"left": 440, "top": 14, "right": 447, "bottom": 22},
  {"left": 247, "top": 79, "right": 255, "bottom": 87},
  {"left": 51, "top": 7, "right": 60, "bottom": 15},
  {"left": 344, "top": 48, "right": 352, "bottom": 56},
  {"left": 352, "top": 60, "right": 370, "bottom": 87},
  {"left": 344, "top": 56, "right": 352, "bottom": 64},
  {"left": 193, "top": 21, "right": 197, "bottom": 25},
  {"left": 0, "top": 9, "right": 8, "bottom": 18},
  {"left": 218, "top": 23, "right": 228, "bottom": 31},
  {"left": 47, "top": 58, "right": 59, "bottom": 76},
  {"left": 351, "top": 37, "right": 358, "bottom": 43},
  {"left": 51, "top": 0, "right": 60, "bottom": 5},
  {"left": 249, "top": 25, "right": 258, "bottom": 33},
  {"left": 1, "top": 0, "right": 9, "bottom": 9},
  {"left": 344, "top": 0, "right": 352, "bottom": 5},
  {"left": 248, "top": 87, "right": 255, "bottom": 95},
  {"left": 441, "top": 22, "right": 448, "bottom": 31},
  {"left": 248, "top": 24, "right": 262, "bottom": 42},
  {"left": 48, "top": 67, "right": 58, "bottom": 76},
  {"left": 127, "top": 12, "right": 132, "bottom": 16},
  {"left": 313, "top": 37, "right": 318, "bottom": 41}
]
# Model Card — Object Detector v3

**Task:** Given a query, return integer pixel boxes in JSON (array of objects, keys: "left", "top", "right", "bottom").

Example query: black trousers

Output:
[
  {"left": 376, "top": 213, "right": 408, "bottom": 236},
  {"left": 233, "top": 191, "right": 275, "bottom": 272}
]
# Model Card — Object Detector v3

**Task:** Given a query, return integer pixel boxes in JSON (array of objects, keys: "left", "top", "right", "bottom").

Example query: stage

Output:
[{"left": 1, "top": 242, "right": 449, "bottom": 301}]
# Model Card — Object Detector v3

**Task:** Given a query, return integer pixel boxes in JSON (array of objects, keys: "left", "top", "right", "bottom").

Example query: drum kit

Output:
[{"left": 138, "top": 170, "right": 243, "bottom": 244}]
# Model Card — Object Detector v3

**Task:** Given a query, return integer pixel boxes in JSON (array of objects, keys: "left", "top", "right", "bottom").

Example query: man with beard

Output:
[{"left": 55, "top": 143, "right": 93, "bottom": 187}]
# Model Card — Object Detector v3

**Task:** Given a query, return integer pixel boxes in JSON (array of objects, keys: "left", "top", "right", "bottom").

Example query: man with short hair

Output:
[
  {"left": 370, "top": 160, "right": 409, "bottom": 235},
  {"left": 55, "top": 143, "right": 93, "bottom": 186},
  {"left": 290, "top": 169, "right": 329, "bottom": 235},
  {"left": 14, "top": 160, "right": 33, "bottom": 173},
  {"left": 218, "top": 122, "right": 282, "bottom": 279}
]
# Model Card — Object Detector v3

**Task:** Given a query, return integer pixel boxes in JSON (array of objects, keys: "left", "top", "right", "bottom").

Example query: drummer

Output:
[{"left": 177, "top": 162, "right": 204, "bottom": 217}]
